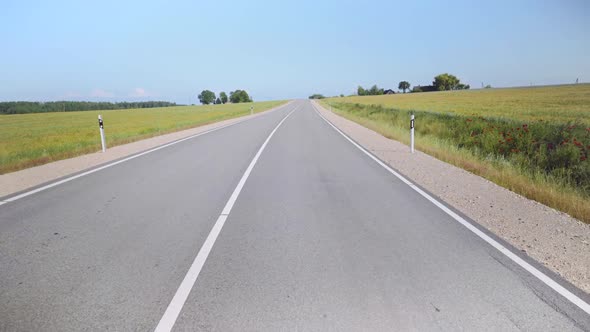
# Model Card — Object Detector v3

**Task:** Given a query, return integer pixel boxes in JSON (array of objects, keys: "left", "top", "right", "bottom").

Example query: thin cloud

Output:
[
  {"left": 129, "top": 87, "right": 149, "bottom": 98},
  {"left": 90, "top": 89, "right": 115, "bottom": 98}
]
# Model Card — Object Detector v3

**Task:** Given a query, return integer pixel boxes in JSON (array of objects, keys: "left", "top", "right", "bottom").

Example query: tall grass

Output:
[
  {"left": 322, "top": 101, "right": 590, "bottom": 223},
  {"left": 0, "top": 101, "right": 286, "bottom": 174}
]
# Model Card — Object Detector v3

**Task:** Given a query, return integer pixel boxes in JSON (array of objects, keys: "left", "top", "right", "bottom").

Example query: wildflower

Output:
[{"left": 582, "top": 156, "right": 587, "bottom": 161}]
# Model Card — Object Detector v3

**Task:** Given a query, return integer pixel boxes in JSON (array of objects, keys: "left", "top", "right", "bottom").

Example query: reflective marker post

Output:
[
  {"left": 410, "top": 114, "right": 415, "bottom": 154},
  {"left": 98, "top": 115, "right": 106, "bottom": 153}
]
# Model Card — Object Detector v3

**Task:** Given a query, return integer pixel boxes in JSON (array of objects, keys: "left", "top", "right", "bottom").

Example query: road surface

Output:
[{"left": 1, "top": 100, "right": 589, "bottom": 331}]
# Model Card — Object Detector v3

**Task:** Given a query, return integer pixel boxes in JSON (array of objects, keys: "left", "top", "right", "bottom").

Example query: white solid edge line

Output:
[
  {"left": 153, "top": 106, "right": 298, "bottom": 332},
  {"left": 311, "top": 102, "right": 590, "bottom": 315},
  {"left": 1, "top": 102, "right": 293, "bottom": 204}
]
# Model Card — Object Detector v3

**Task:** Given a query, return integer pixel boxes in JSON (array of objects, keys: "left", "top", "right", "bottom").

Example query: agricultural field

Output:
[
  {"left": 322, "top": 84, "right": 590, "bottom": 222},
  {"left": 334, "top": 84, "right": 590, "bottom": 124},
  {"left": 0, "top": 101, "right": 286, "bottom": 174}
]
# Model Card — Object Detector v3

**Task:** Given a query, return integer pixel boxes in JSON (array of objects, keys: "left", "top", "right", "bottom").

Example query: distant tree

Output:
[
  {"left": 215, "top": 97, "right": 222, "bottom": 104},
  {"left": 198, "top": 90, "right": 216, "bottom": 105},
  {"left": 411, "top": 86, "right": 423, "bottom": 93},
  {"left": 229, "top": 90, "right": 252, "bottom": 103},
  {"left": 219, "top": 92, "right": 228, "bottom": 104},
  {"left": 456, "top": 83, "right": 470, "bottom": 90},
  {"left": 308, "top": 94, "right": 325, "bottom": 99},
  {"left": 369, "top": 84, "right": 384, "bottom": 95},
  {"left": 357, "top": 86, "right": 367, "bottom": 96},
  {"left": 398, "top": 81, "right": 411, "bottom": 93},
  {"left": 433, "top": 73, "right": 465, "bottom": 91},
  {"left": 339, "top": 94, "right": 344, "bottom": 97},
  {"left": 0, "top": 101, "right": 177, "bottom": 114},
  {"left": 358, "top": 84, "right": 386, "bottom": 96},
  {"left": 484, "top": 84, "right": 492, "bottom": 89}
]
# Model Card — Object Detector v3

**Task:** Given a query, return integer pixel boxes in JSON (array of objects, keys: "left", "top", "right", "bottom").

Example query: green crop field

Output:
[
  {"left": 322, "top": 84, "right": 590, "bottom": 223},
  {"left": 0, "top": 101, "right": 286, "bottom": 174},
  {"left": 333, "top": 84, "right": 590, "bottom": 124}
]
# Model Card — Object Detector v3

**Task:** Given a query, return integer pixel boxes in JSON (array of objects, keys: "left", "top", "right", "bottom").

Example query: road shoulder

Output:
[{"left": 312, "top": 100, "right": 590, "bottom": 294}]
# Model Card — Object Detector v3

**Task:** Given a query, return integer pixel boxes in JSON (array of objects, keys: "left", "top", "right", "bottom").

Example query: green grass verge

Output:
[
  {"left": 320, "top": 87, "right": 590, "bottom": 223},
  {"left": 0, "top": 101, "right": 287, "bottom": 174}
]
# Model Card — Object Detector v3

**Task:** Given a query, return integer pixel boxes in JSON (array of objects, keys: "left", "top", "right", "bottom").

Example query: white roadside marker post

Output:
[
  {"left": 98, "top": 115, "right": 106, "bottom": 153},
  {"left": 410, "top": 114, "right": 415, "bottom": 153}
]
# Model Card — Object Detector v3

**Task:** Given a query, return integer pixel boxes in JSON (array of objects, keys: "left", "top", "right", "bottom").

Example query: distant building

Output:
[{"left": 383, "top": 89, "right": 395, "bottom": 95}]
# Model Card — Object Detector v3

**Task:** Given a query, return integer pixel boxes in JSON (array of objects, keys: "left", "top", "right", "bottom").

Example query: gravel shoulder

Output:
[
  {"left": 0, "top": 102, "right": 291, "bottom": 198},
  {"left": 313, "top": 100, "right": 590, "bottom": 294}
]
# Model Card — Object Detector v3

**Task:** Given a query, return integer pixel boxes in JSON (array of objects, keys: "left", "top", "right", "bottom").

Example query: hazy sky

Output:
[{"left": 1, "top": 0, "right": 588, "bottom": 103}]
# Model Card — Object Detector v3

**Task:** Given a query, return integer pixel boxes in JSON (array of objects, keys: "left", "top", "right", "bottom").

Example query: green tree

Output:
[
  {"left": 219, "top": 92, "right": 228, "bottom": 104},
  {"left": 357, "top": 86, "right": 366, "bottom": 96},
  {"left": 215, "top": 97, "right": 222, "bottom": 104},
  {"left": 308, "top": 94, "right": 325, "bottom": 99},
  {"left": 198, "top": 90, "right": 216, "bottom": 105},
  {"left": 369, "top": 84, "right": 384, "bottom": 95},
  {"left": 398, "top": 81, "right": 411, "bottom": 93},
  {"left": 433, "top": 73, "right": 462, "bottom": 91},
  {"left": 229, "top": 90, "right": 252, "bottom": 103}
]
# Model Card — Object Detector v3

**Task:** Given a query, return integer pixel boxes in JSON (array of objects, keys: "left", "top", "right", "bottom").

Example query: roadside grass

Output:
[
  {"left": 334, "top": 83, "right": 590, "bottom": 124},
  {"left": 0, "top": 101, "right": 286, "bottom": 174},
  {"left": 320, "top": 86, "right": 590, "bottom": 223}
]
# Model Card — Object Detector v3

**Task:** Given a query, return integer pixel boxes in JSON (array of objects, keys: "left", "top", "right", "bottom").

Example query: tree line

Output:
[
  {"left": 0, "top": 101, "right": 177, "bottom": 115},
  {"left": 354, "top": 73, "right": 470, "bottom": 96},
  {"left": 357, "top": 85, "right": 384, "bottom": 96},
  {"left": 197, "top": 90, "right": 252, "bottom": 105},
  {"left": 404, "top": 73, "right": 470, "bottom": 93}
]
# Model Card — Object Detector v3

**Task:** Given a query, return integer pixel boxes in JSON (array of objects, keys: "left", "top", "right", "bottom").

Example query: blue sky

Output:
[{"left": 0, "top": 0, "right": 588, "bottom": 103}]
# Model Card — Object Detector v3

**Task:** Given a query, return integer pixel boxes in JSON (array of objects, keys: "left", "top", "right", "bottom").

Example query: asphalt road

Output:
[{"left": 1, "top": 100, "right": 589, "bottom": 331}]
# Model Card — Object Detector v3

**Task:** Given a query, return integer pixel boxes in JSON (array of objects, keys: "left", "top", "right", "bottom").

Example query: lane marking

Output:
[
  {"left": 154, "top": 106, "right": 298, "bottom": 332},
  {"left": 311, "top": 102, "right": 590, "bottom": 315},
  {"left": 0, "top": 102, "right": 292, "bottom": 205}
]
